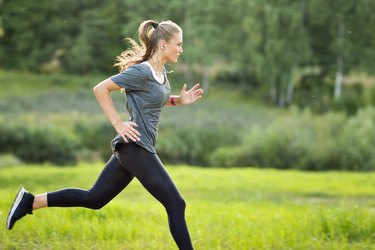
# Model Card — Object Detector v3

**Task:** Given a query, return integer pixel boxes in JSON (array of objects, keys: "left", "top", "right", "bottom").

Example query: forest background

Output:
[{"left": 1, "top": 0, "right": 375, "bottom": 171}]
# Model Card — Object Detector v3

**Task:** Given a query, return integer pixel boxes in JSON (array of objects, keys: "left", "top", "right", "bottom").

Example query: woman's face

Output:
[{"left": 163, "top": 32, "right": 183, "bottom": 63}]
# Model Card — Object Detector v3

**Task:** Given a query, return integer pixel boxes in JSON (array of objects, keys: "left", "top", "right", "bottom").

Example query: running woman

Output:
[{"left": 6, "top": 20, "right": 203, "bottom": 250}]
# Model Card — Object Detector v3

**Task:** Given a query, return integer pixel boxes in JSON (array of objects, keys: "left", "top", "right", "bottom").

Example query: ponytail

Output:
[{"left": 114, "top": 20, "right": 182, "bottom": 72}]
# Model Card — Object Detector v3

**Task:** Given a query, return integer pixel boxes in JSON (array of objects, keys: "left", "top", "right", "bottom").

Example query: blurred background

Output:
[{"left": 1, "top": 0, "right": 375, "bottom": 171}]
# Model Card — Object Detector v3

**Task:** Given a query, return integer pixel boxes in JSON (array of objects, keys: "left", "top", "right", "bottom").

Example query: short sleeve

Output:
[{"left": 110, "top": 64, "right": 145, "bottom": 91}]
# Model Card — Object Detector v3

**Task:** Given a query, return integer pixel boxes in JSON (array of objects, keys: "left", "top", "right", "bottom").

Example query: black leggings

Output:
[{"left": 47, "top": 142, "right": 193, "bottom": 250}]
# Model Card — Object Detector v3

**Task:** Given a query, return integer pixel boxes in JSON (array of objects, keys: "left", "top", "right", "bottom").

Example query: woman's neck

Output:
[{"left": 148, "top": 59, "right": 164, "bottom": 75}]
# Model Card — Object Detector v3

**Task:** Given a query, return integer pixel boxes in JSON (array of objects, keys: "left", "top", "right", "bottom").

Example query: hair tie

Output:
[{"left": 151, "top": 22, "right": 159, "bottom": 29}]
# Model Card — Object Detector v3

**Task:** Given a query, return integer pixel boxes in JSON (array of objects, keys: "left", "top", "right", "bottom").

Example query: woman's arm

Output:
[
  {"left": 93, "top": 78, "right": 140, "bottom": 142},
  {"left": 165, "top": 83, "right": 204, "bottom": 106}
]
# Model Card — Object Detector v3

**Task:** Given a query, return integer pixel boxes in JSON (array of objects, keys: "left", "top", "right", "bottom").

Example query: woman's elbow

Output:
[
  {"left": 93, "top": 79, "right": 119, "bottom": 94},
  {"left": 93, "top": 82, "right": 108, "bottom": 96},
  {"left": 93, "top": 83, "right": 101, "bottom": 94},
  {"left": 92, "top": 82, "right": 103, "bottom": 93}
]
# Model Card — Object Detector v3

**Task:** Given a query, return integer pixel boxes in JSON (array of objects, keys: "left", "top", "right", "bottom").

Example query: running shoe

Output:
[{"left": 6, "top": 187, "right": 34, "bottom": 230}]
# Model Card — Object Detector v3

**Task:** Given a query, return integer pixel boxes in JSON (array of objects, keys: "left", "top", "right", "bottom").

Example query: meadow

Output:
[
  {"left": 1, "top": 164, "right": 375, "bottom": 250},
  {"left": 1, "top": 70, "right": 375, "bottom": 249}
]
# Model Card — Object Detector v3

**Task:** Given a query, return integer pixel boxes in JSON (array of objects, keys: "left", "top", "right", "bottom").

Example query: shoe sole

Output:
[{"left": 6, "top": 187, "right": 26, "bottom": 230}]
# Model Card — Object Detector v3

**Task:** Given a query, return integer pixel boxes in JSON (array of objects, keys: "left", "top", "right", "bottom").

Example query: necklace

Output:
[
  {"left": 148, "top": 60, "right": 163, "bottom": 75},
  {"left": 145, "top": 61, "right": 164, "bottom": 84}
]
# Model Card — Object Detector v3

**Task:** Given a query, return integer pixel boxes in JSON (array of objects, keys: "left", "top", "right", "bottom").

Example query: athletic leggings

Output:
[{"left": 47, "top": 142, "right": 193, "bottom": 250}]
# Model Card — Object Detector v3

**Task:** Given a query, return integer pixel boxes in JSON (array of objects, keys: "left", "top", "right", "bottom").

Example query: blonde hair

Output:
[{"left": 114, "top": 20, "right": 182, "bottom": 72}]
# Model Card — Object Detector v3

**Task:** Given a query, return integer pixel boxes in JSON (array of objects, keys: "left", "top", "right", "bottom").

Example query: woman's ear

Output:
[{"left": 159, "top": 39, "right": 167, "bottom": 50}]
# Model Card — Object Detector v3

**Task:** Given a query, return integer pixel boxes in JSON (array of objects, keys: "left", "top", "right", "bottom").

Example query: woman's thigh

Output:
[{"left": 114, "top": 143, "right": 184, "bottom": 207}]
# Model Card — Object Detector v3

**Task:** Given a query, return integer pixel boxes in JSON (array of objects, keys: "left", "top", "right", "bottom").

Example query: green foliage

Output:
[
  {"left": 157, "top": 125, "right": 239, "bottom": 165},
  {"left": 0, "top": 118, "right": 79, "bottom": 165},
  {"left": 75, "top": 118, "right": 116, "bottom": 161},
  {"left": 210, "top": 107, "right": 375, "bottom": 171},
  {"left": 337, "top": 107, "right": 375, "bottom": 171},
  {"left": 1, "top": 0, "right": 374, "bottom": 107},
  {"left": 0, "top": 0, "right": 127, "bottom": 73},
  {"left": 1, "top": 165, "right": 375, "bottom": 249},
  {"left": 2, "top": 70, "right": 375, "bottom": 170}
]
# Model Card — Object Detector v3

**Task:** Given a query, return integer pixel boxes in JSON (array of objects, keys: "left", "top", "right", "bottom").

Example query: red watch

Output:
[{"left": 170, "top": 96, "right": 176, "bottom": 106}]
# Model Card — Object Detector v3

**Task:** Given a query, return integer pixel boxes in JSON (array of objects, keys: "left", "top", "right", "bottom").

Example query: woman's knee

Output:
[
  {"left": 86, "top": 200, "right": 106, "bottom": 210},
  {"left": 178, "top": 197, "right": 187, "bottom": 211},
  {"left": 166, "top": 196, "right": 186, "bottom": 215},
  {"left": 83, "top": 191, "right": 109, "bottom": 210}
]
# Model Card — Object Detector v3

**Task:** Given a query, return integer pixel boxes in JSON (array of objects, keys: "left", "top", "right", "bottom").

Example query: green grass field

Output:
[{"left": 1, "top": 164, "right": 375, "bottom": 250}]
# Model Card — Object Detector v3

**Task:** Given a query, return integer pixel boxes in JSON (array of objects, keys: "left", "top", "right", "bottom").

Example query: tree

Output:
[
  {"left": 305, "top": 0, "right": 373, "bottom": 100},
  {"left": 0, "top": 0, "right": 56, "bottom": 70},
  {"left": 0, "top": 0, "right": 374, "bottom": 107},
  {"left": 180, "top": 0, "right": 224, "bottom": 92},
  {"left": 228, "top": 0, "right": 310, "bottom": 106}
]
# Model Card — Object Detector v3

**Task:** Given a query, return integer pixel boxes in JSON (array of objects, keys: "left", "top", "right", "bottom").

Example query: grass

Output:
[
  {"left": 1, "top": 164, "right": 375, "bottom": 249},
  {"left": 1, "top": 71, "right": 375, "bottom": 248},
  {"left": 0, "top": 68, "right": 277, "bottom": 127},
  {"left": 0, "top": 69, "right": 105, "bottom": 96}
]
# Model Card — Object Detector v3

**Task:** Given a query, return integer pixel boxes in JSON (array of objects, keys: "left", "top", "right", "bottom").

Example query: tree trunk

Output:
[
  {"left": 278, "top": 91, "right": 286, "bottom": 107},
  {"left": 334, "top": 53, "right": 344, "bottom": 100},
  {"left": 270, "top": 82, "right": 277, "bottom": 104},
  {"left": 334, "top": 21, "right": 345, "bottom": 100},
  {"left": 286, "top": 0, "right": 305, "bottom": 105},
  {"left": 286, "top": 64, "right": 297, "bottom": 105},
  {"left": 279, "top": 76, "right": 291, "bottom": 107}
]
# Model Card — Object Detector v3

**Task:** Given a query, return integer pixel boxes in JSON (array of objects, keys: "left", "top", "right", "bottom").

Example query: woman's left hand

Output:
[{"left": 179, "top": 83, "right": 204, "bottom": 105}]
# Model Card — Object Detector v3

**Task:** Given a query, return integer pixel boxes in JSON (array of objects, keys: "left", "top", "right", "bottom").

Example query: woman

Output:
[{"left": 6, "top": 20, "right": 203, "bottom": 250}]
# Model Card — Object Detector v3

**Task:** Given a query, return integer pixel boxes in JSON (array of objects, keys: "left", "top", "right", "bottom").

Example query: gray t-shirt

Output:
[{"left": 110, "top": 62, "right": 171, "bottom": 153}]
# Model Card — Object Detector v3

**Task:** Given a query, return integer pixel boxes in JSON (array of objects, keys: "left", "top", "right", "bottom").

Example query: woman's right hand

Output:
[{"left": 114, "top": 121, "right": 141, "bottom": 143}]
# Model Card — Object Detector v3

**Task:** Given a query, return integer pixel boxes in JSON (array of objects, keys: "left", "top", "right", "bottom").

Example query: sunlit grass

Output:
[{"left": 1, "top": 164, "right": 375, "bottom": 249}]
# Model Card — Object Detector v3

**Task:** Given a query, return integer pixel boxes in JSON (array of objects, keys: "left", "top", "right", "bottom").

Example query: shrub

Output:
[
  {"left": 0, "top": 117, "right": 80, "bottom": 165},
  {"left": 157, "top": 125, "right": 240, "bottom": 166},
  {"left": 15, "top": 126, "right": 80, "bottom": 165},
  {"left": 210, "top": 123, "right": 315, "bottom": 169},
  {"left": 75, "top": 119, "right": 116, "bottom": 161},
  {"left": 210, "top": 109, "right": 347, "bottom": 170},
  {"left": 337, "top": 107, "right": 375, "bottom": 171},
  {"left": 3, "top": 93, "right": 375, "bottom": 171}
]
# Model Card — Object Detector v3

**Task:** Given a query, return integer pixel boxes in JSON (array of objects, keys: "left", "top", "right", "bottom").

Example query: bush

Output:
[
  {"left": 210, "top": 109, "right": 347, "bottom": 170},
  {"left": 337, "top": 107, "right": 375, "bottom": 171},
  {"left": 157, "top": 125, "right": 241, "bottom": 165},
  {"left": 0, "top": 121, "right": 79, "bottom": 165},
  {"left": 17, "top": 126, "right": 79, "bottom": 165},
  {"left": 75, "top": 119, "right": 116, "bottom": 161},
  {"left": 3, "top": 94, "right": 375, "bottom": 170},
  {"left": 332, "top": 86, "right": 364, "bottom": 116}
]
